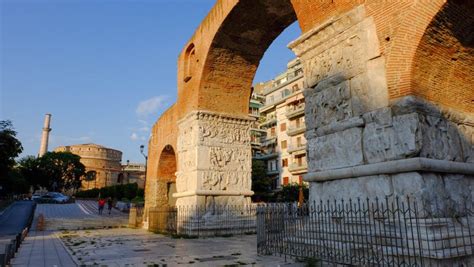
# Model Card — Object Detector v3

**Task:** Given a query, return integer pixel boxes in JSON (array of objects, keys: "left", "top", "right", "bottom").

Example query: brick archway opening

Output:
[{"left": 157, "top": 145, "right": 177, "bottom": 206}]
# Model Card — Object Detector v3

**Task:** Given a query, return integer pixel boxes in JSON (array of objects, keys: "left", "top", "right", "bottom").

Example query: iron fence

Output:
[
  {"left": 148, "top": 205, "right": 257, "bottom": 237},
  {"left": 257, "top": 197, "right": 474, "bottom": 266}
]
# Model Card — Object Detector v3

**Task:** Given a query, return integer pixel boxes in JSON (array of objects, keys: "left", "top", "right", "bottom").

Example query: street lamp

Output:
[{"left": 140, "top": 145, "right": 148, "bottom": 193}]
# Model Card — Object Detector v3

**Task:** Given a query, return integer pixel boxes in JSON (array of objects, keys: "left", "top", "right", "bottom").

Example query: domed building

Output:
[{"left": 55, "top": 144, "right": 123, "bottom": 189}]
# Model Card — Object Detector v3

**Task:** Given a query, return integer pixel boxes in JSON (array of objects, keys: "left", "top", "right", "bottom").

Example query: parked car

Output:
[
  {"left": 35, "top": 192, "right": 70, "bottom": 203},
  {"left": 31, "top": 193, "right": 44, "bottom": 201}
]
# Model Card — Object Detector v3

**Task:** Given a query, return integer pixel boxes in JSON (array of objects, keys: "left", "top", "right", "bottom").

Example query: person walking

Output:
[
  {"left": 98, "top": 198, "right": 106, "bottom": 215},
  {"left": 107, "top": 197, "right": 113, "bottom": 215}
]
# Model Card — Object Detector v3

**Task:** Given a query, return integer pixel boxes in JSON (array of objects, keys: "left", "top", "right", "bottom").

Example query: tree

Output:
[
  {"left": 18, "top": 156, "right": 48, "bottom": 190},
  {"left": 251, "top": 159, "right": 273, "bottom": 202},
  {"left": 0, "top": 120, "right": 23, "bottom": 194},
  {"left": 274, "top": 183, "right": 309, "bottom": 203},
  {"left": 37, "top": 152, "right": 86, "bottom": 192}
]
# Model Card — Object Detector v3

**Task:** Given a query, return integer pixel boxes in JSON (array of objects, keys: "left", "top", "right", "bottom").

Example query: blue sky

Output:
[{"left": 1, "top": 0, "right": 301, "bottom": 163}]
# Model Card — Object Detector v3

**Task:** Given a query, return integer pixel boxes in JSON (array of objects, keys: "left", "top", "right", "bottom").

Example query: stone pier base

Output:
[{"left": 171, "top": 111, "right": 255, "bottom": 235}]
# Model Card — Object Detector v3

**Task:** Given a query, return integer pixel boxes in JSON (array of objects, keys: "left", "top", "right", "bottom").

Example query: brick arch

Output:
[
  {"left": 146, "top": 0, "right": 474, "bottom": 210},
  {"left": 176, "top": 0, "right": 298, "bottom": 117},
  {"left": 411, "top": 0, "right": 474, "bottom": 112},
  {"left": 157, "top": 145, "right": 177, "bottom": 183},
  {"left": 196, "top": 0, "right": 297, "bottom": 115}
]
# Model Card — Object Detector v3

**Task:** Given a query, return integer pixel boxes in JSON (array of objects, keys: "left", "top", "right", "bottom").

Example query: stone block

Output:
[
  {"left": 363, "top": 113, "right": 422, "bottom": 164},
  {"left": 311, "top": 80, "right": 353, "bottom": 129},
  {"left": 362, "top": 107, "right": 392, "bottom": 126},
  {"left": 308, "top": 127, "right": 363, "bottom": 171},
  {"left": 350, "top": 57, "right": 388, "bottom": 116},
  {"left": 458, "top": 124, "right": 474, "bottom": 163},
  {"left": 419, "top": 115, "right": 463, "bottom": 162},
  {"left": 443, "top": 173, "right": 473, "bottom": 211},
  {"left": 309, "top": 175, "right": 392, "bottom": 203},
  {"left": 391, "top": 172, "right": 425, "bottom": 198}
]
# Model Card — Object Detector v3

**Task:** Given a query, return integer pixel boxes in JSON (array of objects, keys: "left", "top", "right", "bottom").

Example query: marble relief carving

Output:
[{"left": 176, "top": 111, "right": 253, "bottom": 199}]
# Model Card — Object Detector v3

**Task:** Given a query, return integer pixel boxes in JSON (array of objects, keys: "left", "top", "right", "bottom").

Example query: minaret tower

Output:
[{"left": 38, "top": 114, "right": 52, "bottom": 157}]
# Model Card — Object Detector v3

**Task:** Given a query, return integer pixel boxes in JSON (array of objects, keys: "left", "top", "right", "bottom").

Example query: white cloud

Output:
[
  {"left": 138, "top": 126, "right": 149, "bottom": 132},
  {"left": 136, "top": 96, "right": 167, "bottom": 117},
  {"left": 130, "top": 132, "right": 139, "bottom": 141}
]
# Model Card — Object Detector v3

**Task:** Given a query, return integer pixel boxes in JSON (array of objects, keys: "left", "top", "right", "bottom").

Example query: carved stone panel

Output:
[
  {"left": 420, "top": 115, "right": 463, "bottom": 162},
  {"left": 176, "top": 111, "right": 253, "bottom": 205},
  {"left": 200, "top": 171, "right": 251, "bottom": 192},
  {"left": 308, "top": 127, "right": 363, "bottom": 172},
  {"left": 309, "top": 80, "right": 353, "bottom": 129},
  {"left": 363, "top": 113, "right": 422, "bottom": 164}
]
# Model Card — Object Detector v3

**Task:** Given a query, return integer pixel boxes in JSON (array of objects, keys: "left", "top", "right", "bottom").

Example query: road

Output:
[
  {"left": 35, "top": 199, "right": 127, "bottom": 219},
  {"left": 0, "top": 201, "right": 35, "bottom": 236}
]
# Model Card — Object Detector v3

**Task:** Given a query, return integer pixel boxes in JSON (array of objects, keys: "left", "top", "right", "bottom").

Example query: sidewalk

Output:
[{"left": 10, "top": 231, "right": 76, "bottom": 267}]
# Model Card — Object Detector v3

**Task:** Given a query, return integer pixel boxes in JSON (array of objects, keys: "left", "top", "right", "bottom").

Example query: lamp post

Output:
[{"left": 140, "top": 145, "right": 148, "bottom": 193}]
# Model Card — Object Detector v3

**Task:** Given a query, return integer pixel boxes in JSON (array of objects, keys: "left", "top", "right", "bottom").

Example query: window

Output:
[
  {"left": 283, "top": 177, "right": 289, "bottom": 185},
  {"left": 281, "top": 140, "right": 287, "bottom": 149},
  {"left": 282, "top": 158, "right": 288, "bottom": 167},
  {"left": 297, "top": 137, "right": 302, "bottom": 147},
  {"left": 292, "top": 84, "right": 299, "bottom": 91},
  {"left": 184, "top": 43, "right": 195, "bottom": 82},
  {"left": 280, "top": 123, "right": 286, "bottom": 132},
  {"left": 268, "top": 160, "right": 278, "bottom": 172},
  {"left": 299, "top": 175, "right": 303, "bottom": 185},
  {"left": 270, "top": 127, "right": 276, "bottom": 137}
]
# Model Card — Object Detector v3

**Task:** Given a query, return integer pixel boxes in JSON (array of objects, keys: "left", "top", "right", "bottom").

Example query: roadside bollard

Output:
[{"left": 37, "top": 213, "right": 45, "bottom": 231}]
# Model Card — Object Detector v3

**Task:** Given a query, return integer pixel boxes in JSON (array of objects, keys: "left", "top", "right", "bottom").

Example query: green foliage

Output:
[
  {"left": 38, "top": 152, "right": 86, "bottom": 191},
  {"left": 273, "top": 183, "right": 309, "bottom": 203},
  {"left": 16, "top": 152, "right": 86, "bottom": 192},
  {"left": 18, "top": 156, "right": 48, "bottom": 190},
  {"left": 0, "top": 120, "right": 24, "bottom": 194},
  {"left": 74, "top": 183, "right": 144, "bottom": 201},
  {"left": 251, "top": 159, "right": 274, "bottom": 202}
]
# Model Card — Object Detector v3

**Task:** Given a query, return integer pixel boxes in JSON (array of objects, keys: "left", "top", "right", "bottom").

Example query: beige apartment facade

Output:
[
  {"left": 55, "top": 143, "right": 123, "bottom": 189},
  {"left": 121, "top": 163, "right": 146, "bottom": 189},
  {"left": 254, "top": 59, "right": 307, "bottom": 189}
]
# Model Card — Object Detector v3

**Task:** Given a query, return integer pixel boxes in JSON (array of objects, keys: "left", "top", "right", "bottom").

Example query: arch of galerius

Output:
[{"left": 145, "top": 0, "right": 473, "bottom": 224}]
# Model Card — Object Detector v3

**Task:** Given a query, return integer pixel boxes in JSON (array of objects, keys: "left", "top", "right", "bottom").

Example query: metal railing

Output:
[
  {"left": 148, "top": 205, "right": 257, "bottom": 237},
  {"left": 287, "top": 125, "right": 306, "bottom": 136},
  {"left": 257, "top": 197, "right": 474, "bottom": 266}
]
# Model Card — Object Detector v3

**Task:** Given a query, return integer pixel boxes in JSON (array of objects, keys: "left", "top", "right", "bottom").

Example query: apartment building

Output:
[
  {"left": 253, "top": 58, "right": 307, "bottom": 189},
  {"left": 249, "top": 91, "right": 266, "bottom": 156}
]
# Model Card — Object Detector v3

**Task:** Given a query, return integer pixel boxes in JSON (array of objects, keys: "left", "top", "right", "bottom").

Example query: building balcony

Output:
[
  {"left": 288, "top": 163, "right": 308, "bottom": 174},
  {"left": 287, "top": 125, "right": 306, "bottom": 136},
  {"left": 287, "top": 144, "right": 306, "bottom": 155},
  {"left": 254, "top": 152, "right": 279, "bottom": 160},
  {"left": 259, "top": 117, "right": 277, "bottom": 128},
  {"left": 261, "top": 136, "right": 277, "bottom": 146},
  {"left": 267, "top": 169, "right": 280, "bottom": 175},
  {"left": 286, "top": 106, "right": 305, "bottom": 119},
  {"left": 251, "top": 127, "right": 267, "bottom": 133},
  {"left": 251, "top": 141, "right": 261, "bottom": 147}
]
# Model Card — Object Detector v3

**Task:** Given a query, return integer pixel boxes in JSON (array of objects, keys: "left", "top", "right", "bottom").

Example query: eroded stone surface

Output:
[
  {"left": 363, "top": 113, "right": 422, "bottom": 164},
  {"left": 309, "top": 172, "right": 474, "bottom": 216},
  {"left": 308, "top": 127, "right": 363, "bottom": 172},
  {"left": 176, "top": 111, "right": 253, "bottom": 208}
]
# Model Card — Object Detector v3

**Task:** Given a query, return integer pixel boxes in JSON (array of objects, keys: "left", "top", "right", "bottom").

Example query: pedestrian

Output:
[
  {"left": 98, "top": 198, "right": 106, "bottom": 215},
  {"left": 107, "top": 197, "right": 113, "bottom": 215}
]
